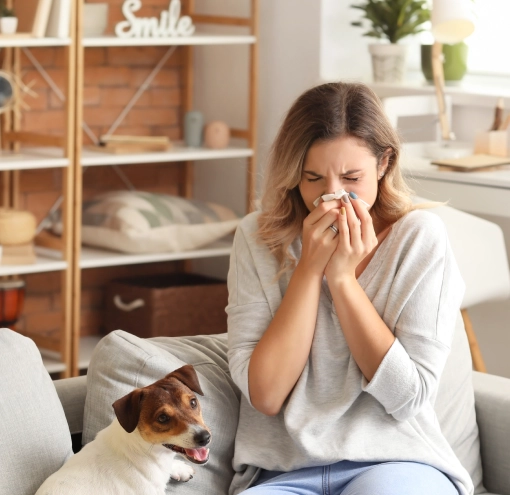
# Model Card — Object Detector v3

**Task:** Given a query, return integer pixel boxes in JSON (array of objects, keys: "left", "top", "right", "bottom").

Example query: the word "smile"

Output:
[{"left": 115, "top": 0, "right": 195, "bottom": 39}]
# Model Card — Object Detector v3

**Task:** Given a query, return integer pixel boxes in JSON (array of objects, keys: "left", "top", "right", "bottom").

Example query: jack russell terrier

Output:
[{"left": 36, "top": 365, "right": 211, "bottom": 495}]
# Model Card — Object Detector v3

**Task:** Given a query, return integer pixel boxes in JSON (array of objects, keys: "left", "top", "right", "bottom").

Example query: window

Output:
[{"left": 464, "top": 0, "right": 510, "bottom": 76}]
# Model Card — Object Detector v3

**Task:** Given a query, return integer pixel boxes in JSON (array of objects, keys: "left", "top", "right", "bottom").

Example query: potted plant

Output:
[
  {"left": 0, "top": 1, "right": 17, "bottom": 35},
  {"left": 350, "top": 0, "right": 430, "bottom": 83}
]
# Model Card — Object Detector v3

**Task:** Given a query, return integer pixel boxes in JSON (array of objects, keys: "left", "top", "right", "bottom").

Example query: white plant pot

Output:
[
  {"left": 0, "top": 17, "right": 18, "bottom": 35},
  {"left": 368, "top": 43, "right": 408, "bottom": 84}
]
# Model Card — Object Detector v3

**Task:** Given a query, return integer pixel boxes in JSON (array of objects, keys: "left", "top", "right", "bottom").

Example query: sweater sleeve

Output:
[
  {"left": 362, "top": 213, "right": 465, "bottom": 421},
  {"left": 226, "top": 222, "right": 274, "bottom": 408}
]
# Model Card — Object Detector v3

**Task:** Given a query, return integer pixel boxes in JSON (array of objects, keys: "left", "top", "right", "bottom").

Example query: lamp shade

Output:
[{"left": 431, "top": 0, "right": 475, "bottom": 44}]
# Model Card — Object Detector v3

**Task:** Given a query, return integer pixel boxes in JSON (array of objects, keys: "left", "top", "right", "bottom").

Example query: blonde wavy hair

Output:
[{"left": 257, "top": 81, "right": 421, "bottom": 276}]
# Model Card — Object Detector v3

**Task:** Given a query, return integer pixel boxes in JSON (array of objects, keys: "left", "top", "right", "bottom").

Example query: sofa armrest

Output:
[
  {"left": 473, "top": 371, "right": 510, "bottom": 495},
  {"left": 54, "top": 375, "right": 87, "bottom": 435}
]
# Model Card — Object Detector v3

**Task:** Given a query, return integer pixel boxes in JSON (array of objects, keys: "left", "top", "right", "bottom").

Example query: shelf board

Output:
[
  {"left": 0, "top": 147, "right": 69, "bottom": 171},
  {"left": 0, "top": 248, "right": 67, "bottom": 276},
  {"left": 0, "top": 36, "right": 71, "bottom": 48},
  {"left": 81, "top": 144, "right": 253, "bottom": 167},
  {"left": 83, "top": 34, "right": 256, "bottom": 47},
  {"left": 80, "top": 240, "right": 233, "bottom": 269}
]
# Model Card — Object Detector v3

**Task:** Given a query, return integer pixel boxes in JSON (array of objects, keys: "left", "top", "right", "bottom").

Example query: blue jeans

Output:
[{"left": 243, "top": 460, "right": 459, "bottom": 495}]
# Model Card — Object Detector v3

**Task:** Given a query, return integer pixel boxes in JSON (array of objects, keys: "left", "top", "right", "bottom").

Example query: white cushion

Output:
[{"left": 51, "top": 191, "right": 240, "bottom": 254}]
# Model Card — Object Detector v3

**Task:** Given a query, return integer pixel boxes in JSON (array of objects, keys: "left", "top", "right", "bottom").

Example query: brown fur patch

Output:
[{"left": 113, "top": 366, "right": 210, "bottom": 447}]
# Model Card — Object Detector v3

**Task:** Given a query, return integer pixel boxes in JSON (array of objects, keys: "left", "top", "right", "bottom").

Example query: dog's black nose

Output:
[{"left": 194, "top": 430, "right": 211, "bottom": 447}]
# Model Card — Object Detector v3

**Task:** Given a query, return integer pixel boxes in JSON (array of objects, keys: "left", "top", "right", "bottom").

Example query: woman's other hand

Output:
[
  {"left": 299, "top": 199, "right": 341, "bottom": 277},
  {"left": 325, "top": 193, "right": 378, "bottom": 283}
]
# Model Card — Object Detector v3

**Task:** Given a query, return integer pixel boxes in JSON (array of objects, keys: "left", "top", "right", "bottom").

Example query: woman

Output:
[{"left": 226, "top": 82, "right": 473, "bottom": 495}]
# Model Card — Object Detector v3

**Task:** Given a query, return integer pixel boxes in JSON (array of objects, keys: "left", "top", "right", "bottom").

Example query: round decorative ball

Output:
[
  {"left": 204, "top": 121, "right": 230, "bottom": 149},
  {"left": 0, "top": 209, "right": 37, "bottom": 245}
]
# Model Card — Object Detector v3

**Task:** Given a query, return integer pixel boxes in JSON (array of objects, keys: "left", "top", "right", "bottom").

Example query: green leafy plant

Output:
[
  {"left": 0, "top": 0, "right": 15, "bottom": 17},
  {"left": 351, "top": 0, "right": 430, "bottom": 44}
]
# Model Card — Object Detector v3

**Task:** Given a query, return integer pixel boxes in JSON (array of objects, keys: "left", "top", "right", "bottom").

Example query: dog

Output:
[{"left": 36, "top": 365, "right": 211, "bottom": 495}]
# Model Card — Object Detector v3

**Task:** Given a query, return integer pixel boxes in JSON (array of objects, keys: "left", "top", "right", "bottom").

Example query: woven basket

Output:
[{"left": 105, "top": 273, "right": 228, "bottom": 338}]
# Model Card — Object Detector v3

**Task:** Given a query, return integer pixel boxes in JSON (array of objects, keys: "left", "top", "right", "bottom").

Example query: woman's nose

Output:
[{"left": 326, "top": 179, "right": 343, "bottom": 194}]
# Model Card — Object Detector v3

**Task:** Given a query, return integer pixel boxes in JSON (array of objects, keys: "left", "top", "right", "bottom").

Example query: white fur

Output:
[{"left": 35, "top": 419, "right": 195, "bottom": 495}]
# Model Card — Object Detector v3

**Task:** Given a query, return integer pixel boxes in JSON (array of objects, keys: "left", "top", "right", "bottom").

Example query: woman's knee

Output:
[{"left": 341, "top": 462, "right": 458, "bottom": 495}]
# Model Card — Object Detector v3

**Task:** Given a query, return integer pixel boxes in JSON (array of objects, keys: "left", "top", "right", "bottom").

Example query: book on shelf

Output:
[
  {"left": 92, "top": 135, "right": 172, "bottom": 154},
  {"left": 33, "top": 0, "right": 54, "bottom": 38},
  {"left": 46, "top": 0, "right": 71, "bottom": 38}
]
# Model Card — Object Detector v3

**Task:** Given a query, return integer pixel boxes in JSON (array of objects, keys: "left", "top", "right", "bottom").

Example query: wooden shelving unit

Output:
[
  {"left": 69, "top": 1, "right": 259, "bottom": 375},
  {"left": 0, "top": 13, "right": 76, "bottom": 376}
]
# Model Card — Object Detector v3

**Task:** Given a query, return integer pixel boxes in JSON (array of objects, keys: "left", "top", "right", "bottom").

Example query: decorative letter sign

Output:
[{"left": 115, "top": 0, "right": 195, "bottom": 39}]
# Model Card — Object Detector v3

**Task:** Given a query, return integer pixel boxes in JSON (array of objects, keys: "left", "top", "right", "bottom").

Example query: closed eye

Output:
[{"left": 307, "top": 177, "right": 322, "bottom": 182}]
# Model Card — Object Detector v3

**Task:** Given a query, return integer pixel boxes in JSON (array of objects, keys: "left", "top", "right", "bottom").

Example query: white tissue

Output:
[{"left": 313, "top": 189, "right": 370, "bottom": 208}]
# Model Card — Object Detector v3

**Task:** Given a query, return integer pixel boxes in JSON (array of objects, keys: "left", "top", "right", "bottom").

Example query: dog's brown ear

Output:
[
  {"left": 167, "top": 365, "right": 204, "bottom": 396},
  {"left": 112, "top": 389, "right": 143, "bottom": 433}
]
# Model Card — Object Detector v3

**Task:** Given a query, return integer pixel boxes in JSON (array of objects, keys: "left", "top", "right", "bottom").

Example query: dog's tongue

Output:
[{"left": 185, "top": 447, "right": 209, "bottom": 462}]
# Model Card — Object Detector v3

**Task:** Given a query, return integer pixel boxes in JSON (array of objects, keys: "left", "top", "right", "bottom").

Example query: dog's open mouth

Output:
[{"left": 163, "top": 444, "right": 210, "bottom": 464}]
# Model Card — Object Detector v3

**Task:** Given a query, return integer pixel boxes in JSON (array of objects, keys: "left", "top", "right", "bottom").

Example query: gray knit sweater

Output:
[{"left": 226, "top": 209, "right": 473, "bottom": 495}]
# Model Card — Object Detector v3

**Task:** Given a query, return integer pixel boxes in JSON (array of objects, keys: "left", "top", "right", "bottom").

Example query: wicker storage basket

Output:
[{"left": 105, "top": 273, "right": 228, "bottom": 338}]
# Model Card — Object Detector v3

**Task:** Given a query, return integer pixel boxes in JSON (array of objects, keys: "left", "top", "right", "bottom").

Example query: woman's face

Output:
[{"left": 299, "top": 135, "right": 388, "bottom": 212}]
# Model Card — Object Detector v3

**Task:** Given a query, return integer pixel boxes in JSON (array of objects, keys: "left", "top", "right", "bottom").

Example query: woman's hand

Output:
[
  {"left": 299, "top": 199, "right": 341, "bottom": 277},
  {"left": 324, "top": 193, "right": 378, "bottom": 284}
]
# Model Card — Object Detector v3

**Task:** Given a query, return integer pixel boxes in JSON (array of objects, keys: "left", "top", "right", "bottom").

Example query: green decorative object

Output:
[{"left": 421, "top": 43, "right": 469, "bottom": 83}]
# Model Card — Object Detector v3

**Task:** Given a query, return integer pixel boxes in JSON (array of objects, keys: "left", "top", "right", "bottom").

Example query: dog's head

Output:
[{"left": 112, "top": 365, "right": 211, "bottom": 464}]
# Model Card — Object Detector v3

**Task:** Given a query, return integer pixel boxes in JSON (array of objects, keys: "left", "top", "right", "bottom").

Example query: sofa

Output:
[{"left": 1, "top": 327, "right": 510, "bottom": 495}]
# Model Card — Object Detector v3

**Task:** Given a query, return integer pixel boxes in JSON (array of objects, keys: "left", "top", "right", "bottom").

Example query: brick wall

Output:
[{"left": 7, "top": 0, "right": 191, "bottom": 341}]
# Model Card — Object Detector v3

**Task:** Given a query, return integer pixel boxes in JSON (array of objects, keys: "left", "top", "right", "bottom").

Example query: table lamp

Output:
[{"left": 431, "top": 0, "right": 475, "bottom": 142}]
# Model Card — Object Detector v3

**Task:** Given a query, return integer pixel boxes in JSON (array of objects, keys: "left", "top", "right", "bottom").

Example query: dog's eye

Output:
[
  {"left": 190, "top": 398, "right": 198, "bottom": 409},
  {"left": 157, "top": 414, "right": 170, "bottom": 423}
]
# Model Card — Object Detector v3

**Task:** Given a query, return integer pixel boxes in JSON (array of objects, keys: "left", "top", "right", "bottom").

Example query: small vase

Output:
[
  {"left": 421, "top": 43, "right": 468, "bottom": 84},
  {"left": 0, "top": 17, "right": 18, "bottom": 35},
  {"left": 184, "top": 111, "right": 204, "bottom": 147},
  {"left": 368, "top": 43, "right": 408, "bottom": 84}
]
